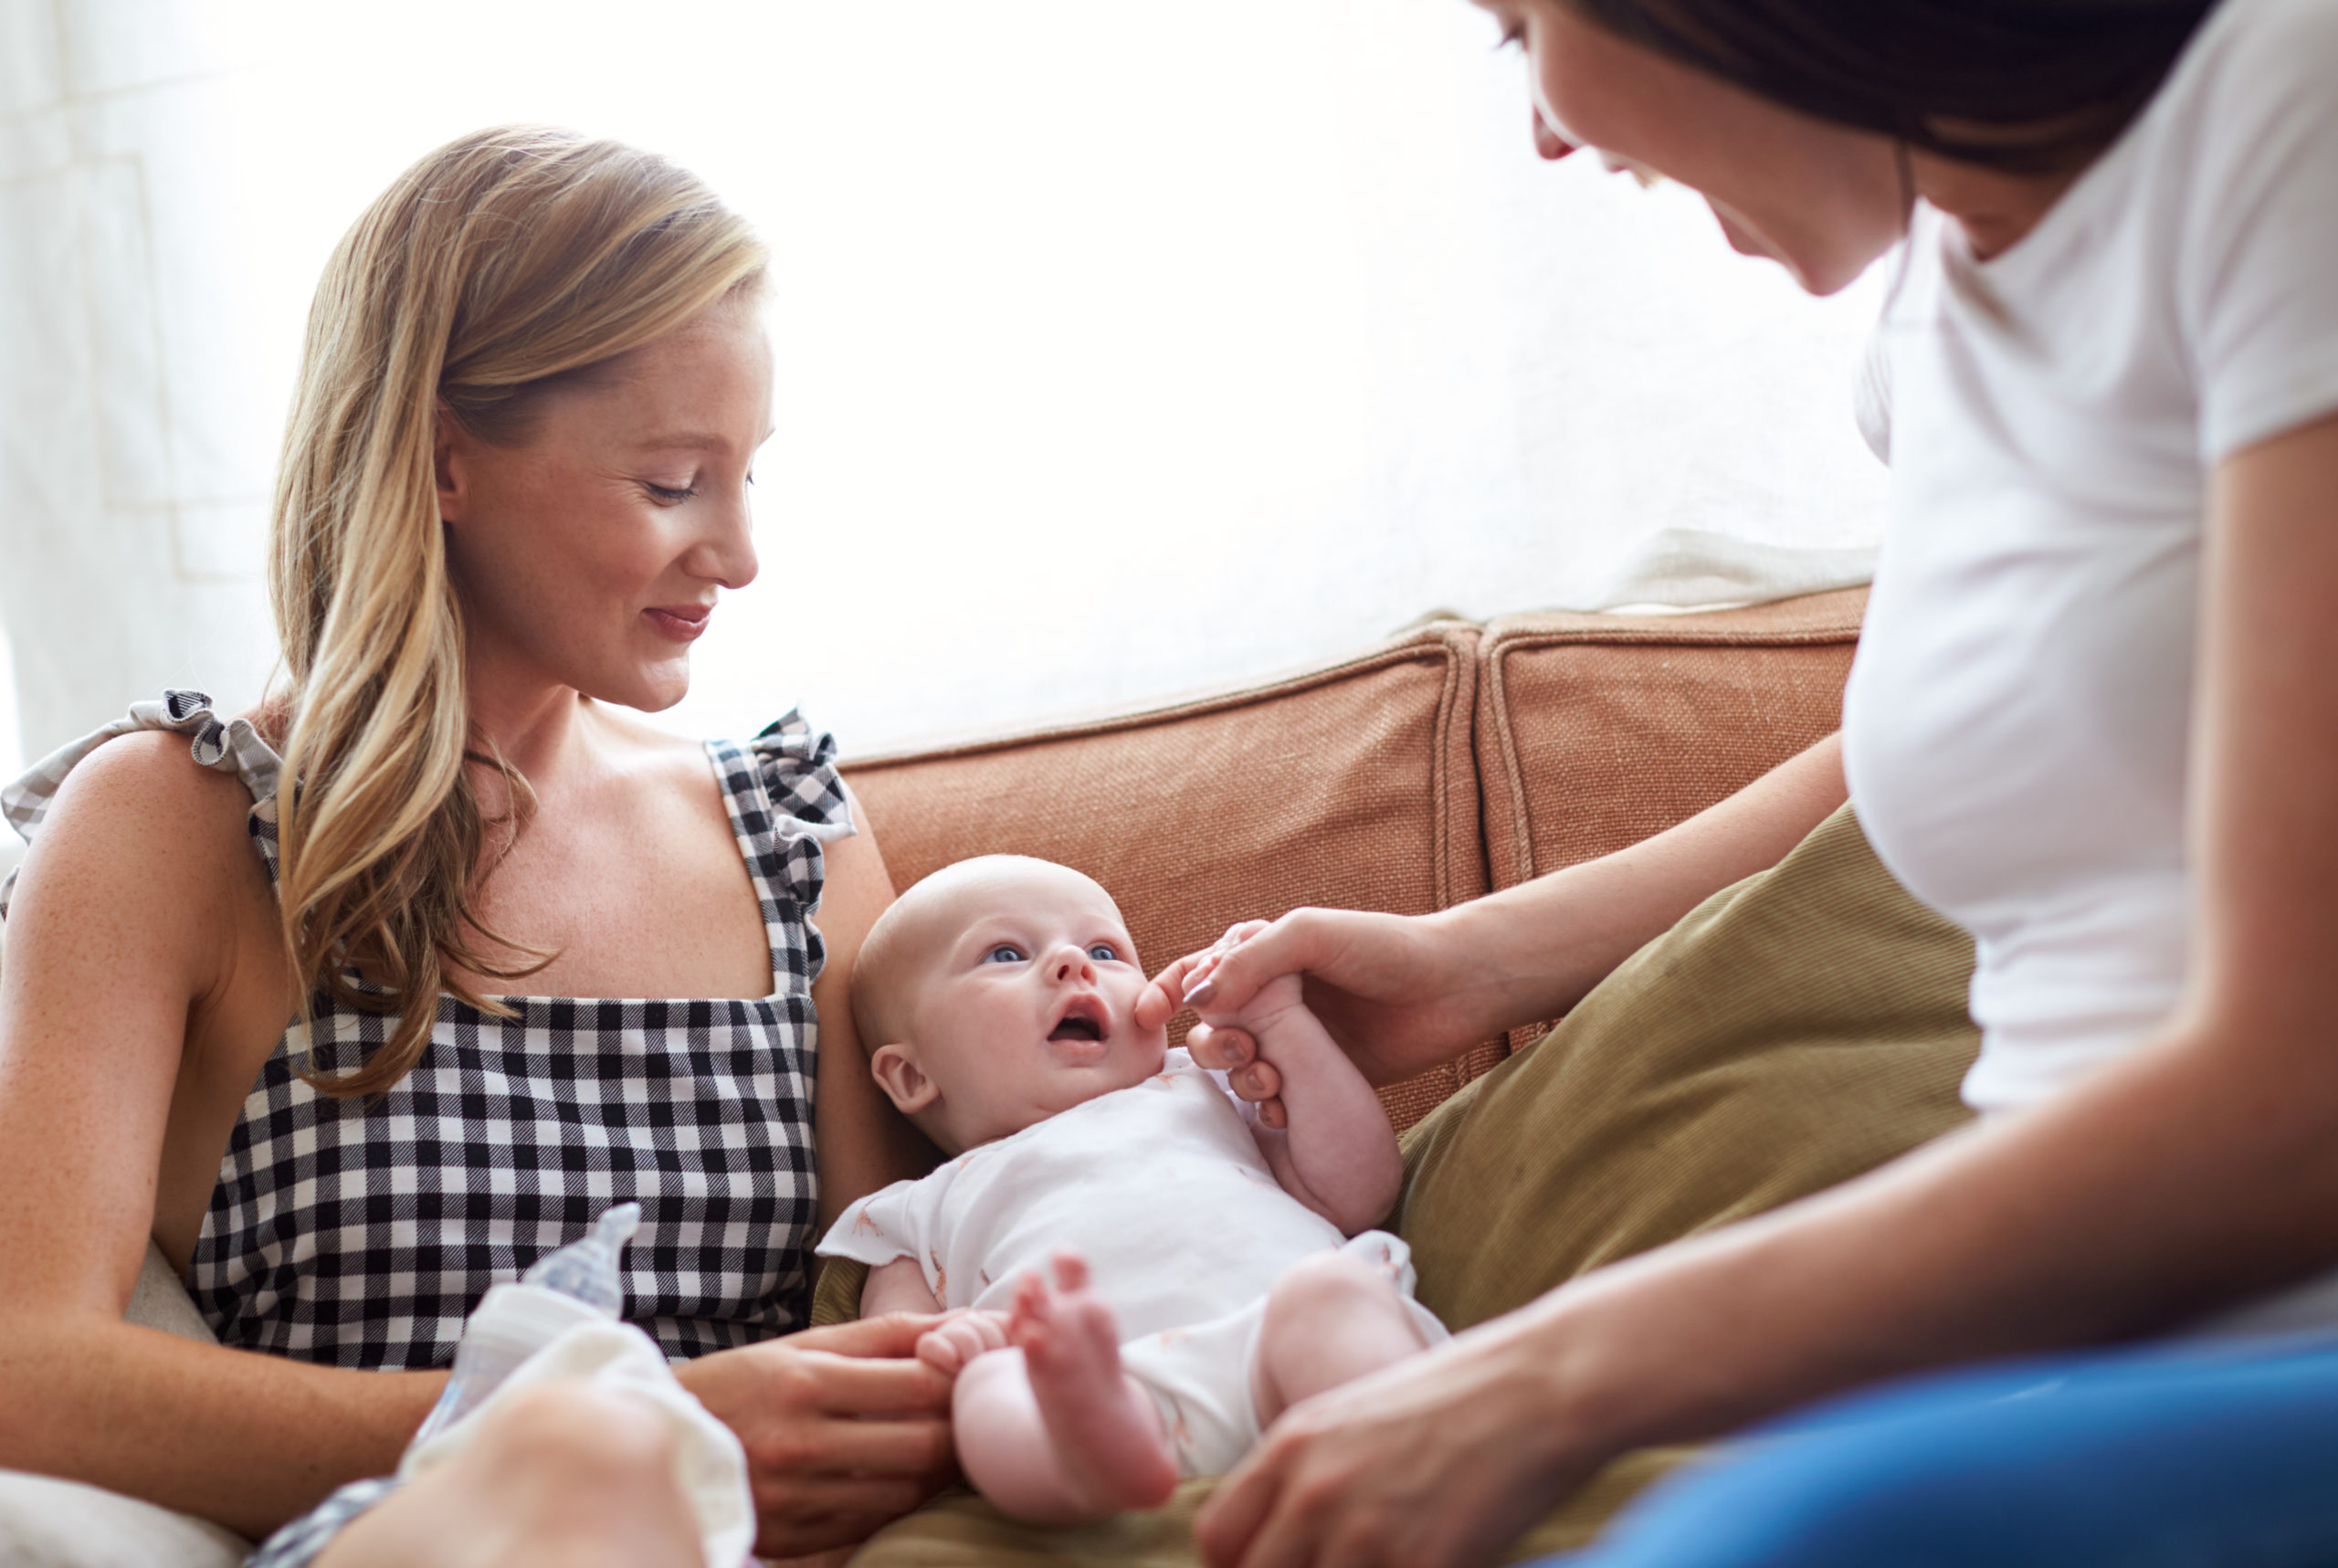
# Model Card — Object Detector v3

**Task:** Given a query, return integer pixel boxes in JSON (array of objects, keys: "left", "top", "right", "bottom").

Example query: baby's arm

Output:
[
  {"left": 861, "top": 1258, "right": 1012, "bottom": 1374},
  {"left": 1204, "top": 969, "right": 1402, "bottom": 1235},
  {"left": 861, "top": 1256, "right": 943, "bottom": 1316}
]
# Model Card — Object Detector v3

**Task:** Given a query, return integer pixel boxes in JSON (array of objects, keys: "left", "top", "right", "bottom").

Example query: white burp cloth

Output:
[
  {"left": 1117, "top": 1230, "right": 1448, "bottom": 1479},
  {"left": 399, "top": 1321, "right": 755, "bottom": 1568}
]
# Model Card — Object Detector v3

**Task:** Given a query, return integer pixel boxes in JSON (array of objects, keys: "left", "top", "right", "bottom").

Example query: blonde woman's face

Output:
[{"left": 436, "top": 296, "right": 774, "bottom": 713}]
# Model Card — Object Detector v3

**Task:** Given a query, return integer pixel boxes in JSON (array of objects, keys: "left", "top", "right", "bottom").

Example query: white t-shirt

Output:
[
  {"left": 1844, "top": 0, "right": 2338, "bottom": 1114},
  {"left": 816, "top": 1050, "right": 1346, "bottom": 1339}
]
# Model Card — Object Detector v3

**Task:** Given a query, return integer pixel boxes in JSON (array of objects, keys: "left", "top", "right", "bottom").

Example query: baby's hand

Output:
[
  {"left": 915, "top": 1309, "right": 1011, "bottom": 1376},
  {"left": 1185, "top": 922, "right": 1310, "bottom": 1130}
]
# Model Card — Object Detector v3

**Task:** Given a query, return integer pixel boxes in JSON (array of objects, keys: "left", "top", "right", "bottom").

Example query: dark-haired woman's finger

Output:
[
  {"left": 1188, "top": 1023, "right": 1257, "bottom": 1072},
  {"left": 1138, "top": 951, "right": 1206, "bottom": 1028},
  {"left": 1182, "top": 914, "right": 1325, "bottom": 1012}
]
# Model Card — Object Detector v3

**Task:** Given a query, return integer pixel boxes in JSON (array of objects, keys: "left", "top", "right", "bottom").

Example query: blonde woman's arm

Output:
[
  {"left": 806, "top": 786, "right": 933, "bottom": 1230},
  {"left": 0, "top": 735, "right": 445, "bottom": 1539},
  {"left": 1195, "top": 413, "right": 2338, "bottom": 1568}
]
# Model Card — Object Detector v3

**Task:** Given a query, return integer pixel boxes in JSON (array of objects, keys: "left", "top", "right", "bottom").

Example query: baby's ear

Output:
[{"left": 869, "top": 1043, "right": 940, "bottom": 1116}]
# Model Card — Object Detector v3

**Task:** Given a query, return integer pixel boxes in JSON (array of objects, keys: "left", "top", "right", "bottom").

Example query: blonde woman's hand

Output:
[{"left": 677, "top": 1312, "right": 959, "bottom": 1557}]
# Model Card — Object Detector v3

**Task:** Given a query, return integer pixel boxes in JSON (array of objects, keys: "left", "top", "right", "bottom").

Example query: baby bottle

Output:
[{"left": 408, "top": 1202, "right": 641, "bottom": 1450}]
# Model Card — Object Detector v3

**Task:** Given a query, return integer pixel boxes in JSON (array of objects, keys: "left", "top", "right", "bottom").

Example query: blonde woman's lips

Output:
[{"left": 646, "top": 604, "right": 712, "bottom": 643}]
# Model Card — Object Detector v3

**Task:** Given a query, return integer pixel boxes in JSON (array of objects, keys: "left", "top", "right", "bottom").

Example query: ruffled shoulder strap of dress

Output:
[
  {"left": 2, "top": 689, "right": 286, "bottom": 918},
  {"left": 706, "top": 709, "right": 853, "bottom": 944}
]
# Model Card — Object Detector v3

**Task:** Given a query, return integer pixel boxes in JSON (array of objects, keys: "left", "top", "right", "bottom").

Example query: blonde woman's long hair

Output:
[{"left": 269, "top": 126, "right": 767, "bottom": 1097}]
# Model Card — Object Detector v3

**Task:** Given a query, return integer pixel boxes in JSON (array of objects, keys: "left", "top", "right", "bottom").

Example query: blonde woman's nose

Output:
[{"left": 682, "top": 487, "right": 759, "bottom": 591}]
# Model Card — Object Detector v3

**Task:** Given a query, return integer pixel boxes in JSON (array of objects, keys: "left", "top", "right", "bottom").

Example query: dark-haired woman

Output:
[{"left": 1152, "top": 0, "right": 2338, "bottom": 1563}]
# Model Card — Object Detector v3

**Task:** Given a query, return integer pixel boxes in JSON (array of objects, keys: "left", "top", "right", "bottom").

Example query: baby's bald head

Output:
[
  {"left": 849, "top": 855, "right": 1164, "bottom": 1152},
  {"left": 850, "top": 856, "right": 1130, "bottom": 1051}
]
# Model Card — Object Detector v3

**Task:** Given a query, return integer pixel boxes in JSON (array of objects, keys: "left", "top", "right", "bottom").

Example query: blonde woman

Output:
[{"left": 0, "top": 129, "right": 948, "bottom": 1564}]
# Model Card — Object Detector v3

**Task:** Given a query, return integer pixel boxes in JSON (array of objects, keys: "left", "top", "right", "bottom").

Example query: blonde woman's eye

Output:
[
  {"left": 646, "top": 480, "right": 697, "bottom": 503},
  {"left": 1088, "top": 943, "right": 1120, "bottom": 963},
  {"left": 985, "top": 944, "right": 1027, "bottom": 964}
]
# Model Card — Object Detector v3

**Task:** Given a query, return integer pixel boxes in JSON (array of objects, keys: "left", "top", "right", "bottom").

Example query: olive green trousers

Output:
[{"left": 815, "top": 805, "right": 1980, "bottom": 1565}]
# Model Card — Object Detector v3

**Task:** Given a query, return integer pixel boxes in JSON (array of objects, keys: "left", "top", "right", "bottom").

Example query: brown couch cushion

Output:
[
  {"left": 822, "top": 803, "right": 1979, "bottom": 1568},
  {"left": 1478, "top": 587, "right": 1867, "bottom": 1046},
  {"left": 843, "top": 624, "right": 1501, "bottom": 1131}
]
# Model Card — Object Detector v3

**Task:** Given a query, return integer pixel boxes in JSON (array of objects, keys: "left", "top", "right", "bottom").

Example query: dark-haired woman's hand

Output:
[
  {"left": 677, "top": 1312, "right": 959, "bottom": 1557},
  {"left": 1141, "top": 905, "right": 1551, "bottom": 1094},
  {"left": 1195, "top": 1310, "right": 1596, "bottom": 1568}
]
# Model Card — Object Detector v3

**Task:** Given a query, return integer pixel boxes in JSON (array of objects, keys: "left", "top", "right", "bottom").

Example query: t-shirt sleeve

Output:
[
  {"left": 814, "top": 1177, "right": 926, "bottom": 1270},
  {"left": 2183, "top": 0, "right": 2338, "bottom": 461}
]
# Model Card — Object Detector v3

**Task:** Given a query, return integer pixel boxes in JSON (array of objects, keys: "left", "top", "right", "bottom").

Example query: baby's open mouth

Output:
[{"left": 1048, "top": 994, "right": 1111, "bottom": 1044}]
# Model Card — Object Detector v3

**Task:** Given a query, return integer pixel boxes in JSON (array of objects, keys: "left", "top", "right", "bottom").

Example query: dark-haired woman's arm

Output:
[
  {"left": 1146, "top": 732, "right": 1848, "bottom": 1097},
  {"left": 1195, "top": 414, "right": 2338, "bottom": 1568}
]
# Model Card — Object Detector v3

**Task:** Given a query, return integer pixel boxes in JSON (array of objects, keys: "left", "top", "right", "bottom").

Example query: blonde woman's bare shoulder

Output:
[{"left": 13, "top": 728, "right": 274, "bottom": 941}]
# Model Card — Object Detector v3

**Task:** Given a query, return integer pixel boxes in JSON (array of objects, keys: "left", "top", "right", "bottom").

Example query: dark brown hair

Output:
[{"left": 1564, "top": 0, "right": 2223, "bottom": 171}]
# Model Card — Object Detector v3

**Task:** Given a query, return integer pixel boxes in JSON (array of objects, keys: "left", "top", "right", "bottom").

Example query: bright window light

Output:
[{"left": 192, "top": 1, "right": 1889, "bottom": 754}]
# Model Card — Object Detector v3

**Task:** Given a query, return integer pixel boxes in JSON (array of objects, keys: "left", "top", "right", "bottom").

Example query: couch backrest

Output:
[
  {"left": 1476, "top": 587, "right": 1869, "bottom": 1049},
  {"left": 845, "top": 588, "right": 1867, "bottom": 1130}
]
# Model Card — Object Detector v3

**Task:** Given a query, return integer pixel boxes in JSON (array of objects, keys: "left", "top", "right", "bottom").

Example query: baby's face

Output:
[{"left": 882, "top": 860, "right": 1168, "bottom": 1152}]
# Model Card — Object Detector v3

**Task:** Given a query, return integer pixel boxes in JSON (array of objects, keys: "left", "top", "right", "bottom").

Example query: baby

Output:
[{"left": 816, "top": 856, "right": 1445, "bottom": 1523}]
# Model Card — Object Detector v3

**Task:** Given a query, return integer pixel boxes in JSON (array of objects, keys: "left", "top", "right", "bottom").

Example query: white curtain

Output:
[
  {"left": 0, "top": 0, "right": 1889, "bottom": 767},
  {"left": 0, "top": 0, "right": 275, "bottom": 770}
]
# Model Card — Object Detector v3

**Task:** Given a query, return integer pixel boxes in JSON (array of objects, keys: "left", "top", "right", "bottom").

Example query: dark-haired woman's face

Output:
[{"left": 1475, "top": 0, "right": 1909, "bottom": 296}]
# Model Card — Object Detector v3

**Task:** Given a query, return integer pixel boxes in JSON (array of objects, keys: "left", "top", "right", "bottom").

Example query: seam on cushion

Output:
[
  {"left": 1474, "top": 588, "right": 1869, "bottom": 893},
  {"left": 1479, "top": 622, "right": 1866, "bottom": 654},
  {"left": 1477, "top": 588, "right": 1868, "bottom": 654},
  {"left": 1429, "top": 625, "right": 1478, "bottom": 913},
  {"left": 843, "top": 626, "right": 1481, "bottom": 770},
  {"left": 1482, "top": 630, "right": 1536, "bottom": 890}
]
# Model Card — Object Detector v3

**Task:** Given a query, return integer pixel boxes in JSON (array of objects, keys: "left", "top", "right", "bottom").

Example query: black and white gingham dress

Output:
[{"left": 1, "top": 690, "right": 848, "bottom": 1563}]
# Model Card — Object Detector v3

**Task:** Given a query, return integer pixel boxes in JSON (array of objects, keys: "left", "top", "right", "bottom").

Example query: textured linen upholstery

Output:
[
  {"left": 1476, "top": 588, "right": 1866, "bottom": 1048},
  {"left": 843, "top": 595, "right": 1866, "bottom": 1132},
  {"left": 845, "top": 623, "right": 1505, "bottom": 1131},
  {"left": 818, "top": 801, "right": 1978, "bottom": 1566}
]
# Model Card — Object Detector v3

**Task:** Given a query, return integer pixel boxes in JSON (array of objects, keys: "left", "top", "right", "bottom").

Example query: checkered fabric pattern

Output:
[{"left": 4, "top": 698, "right": 850, "bottom": 1564}]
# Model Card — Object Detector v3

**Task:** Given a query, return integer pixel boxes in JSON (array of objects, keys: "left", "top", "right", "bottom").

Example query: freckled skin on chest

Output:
[{"left": 454, "top": 747, "right": 772, "bottom": 1002}]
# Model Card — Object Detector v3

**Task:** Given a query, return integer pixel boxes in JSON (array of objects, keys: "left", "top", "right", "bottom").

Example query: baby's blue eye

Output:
[
  {"left": 1088, "top": 943, "right": 1119, "bottom": 963},
  {"left": 985, "top": 944, "right": 1027, "bottom": 964}
]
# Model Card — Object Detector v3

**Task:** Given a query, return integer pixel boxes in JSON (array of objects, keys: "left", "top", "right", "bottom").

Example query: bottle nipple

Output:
[{"left": 520, "top": 1201, "right": 640, "bottom": 1318}]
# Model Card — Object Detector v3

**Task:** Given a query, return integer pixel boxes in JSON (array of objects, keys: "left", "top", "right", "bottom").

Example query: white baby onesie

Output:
[{"left": 816, "top": 1049, "right": 1445, "bottom": 1475}]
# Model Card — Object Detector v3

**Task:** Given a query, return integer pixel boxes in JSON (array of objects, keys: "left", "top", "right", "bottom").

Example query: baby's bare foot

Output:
[{"left": 1012, "top": 1252, "right": 1178, "bottom": 1513}]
